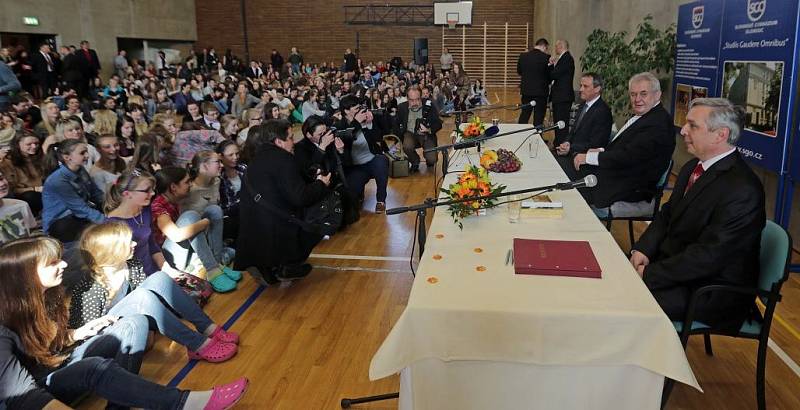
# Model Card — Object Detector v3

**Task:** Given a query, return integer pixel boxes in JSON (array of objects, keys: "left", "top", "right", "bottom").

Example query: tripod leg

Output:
[{"left": 341, "top": 392, "right": 399, "bottom": 408}]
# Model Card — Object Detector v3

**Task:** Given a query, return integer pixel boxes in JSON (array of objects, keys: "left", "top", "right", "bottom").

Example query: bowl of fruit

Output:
[{"left": 480, "top": 148, "right": 522, "bottom": 173}]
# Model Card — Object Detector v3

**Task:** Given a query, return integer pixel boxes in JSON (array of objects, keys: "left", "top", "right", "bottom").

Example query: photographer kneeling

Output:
[
  {"left": 394, "top": 86, "right": 442, "bottom": 173},
  {"left": 235, "top": 119, "right": 332, "bottom": 283},
  {"left": 335, "top": 96, "right": 390, "bottom": 214}
]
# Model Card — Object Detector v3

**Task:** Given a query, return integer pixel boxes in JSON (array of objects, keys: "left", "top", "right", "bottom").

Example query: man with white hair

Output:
[
  {"left": 574, "top": 72, "right": 674, "bottom": 217},
  {"left": 631, "top": 97, "right": 765, "bottom": 331}
]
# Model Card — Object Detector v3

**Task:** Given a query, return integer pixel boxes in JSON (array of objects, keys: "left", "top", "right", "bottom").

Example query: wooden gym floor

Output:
[{"left": 80, "top": 90, "right": 800, "bottom": 409}]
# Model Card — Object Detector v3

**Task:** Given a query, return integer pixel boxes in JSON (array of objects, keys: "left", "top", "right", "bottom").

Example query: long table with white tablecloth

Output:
[{"left": 369, "top": 124, "right": 700, "bottom": 410}]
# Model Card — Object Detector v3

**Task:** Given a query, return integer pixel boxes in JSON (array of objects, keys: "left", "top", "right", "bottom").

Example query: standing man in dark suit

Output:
[
  {"left": 573, "top": 72, "right": 675, "bottom": 218},
  {"left": 631, "top": 98, "right": 765, "bottom": 331},
  {"left": 516, "top": 38, "right": 550, "bottom": 126},
  {"left": 59, "top": 46, "right": 83, "bottom": 100},
  {"left": 30, "top": 43, "right": 56, "bottom": 100},
  {"left": 555, "top": 72, "right": 613, "bottom": 180},
  {"left": 394, "top": 86, "right": 442, "bottom": 173},
  {"left": 548, "top": 40, "right": 575, "bottom": 145},
  {"left": 75, "top": 41, "right": 101, "bottom": 98}
]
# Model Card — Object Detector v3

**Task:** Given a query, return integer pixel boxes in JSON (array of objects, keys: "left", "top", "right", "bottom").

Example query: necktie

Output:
[
  {"left": 685, "top": 162, "right": 704, "bottom": 192},
  {"left": 44, "top": 53, "right": 53, "bottom": 71},
  {"left": 573, "top": 103, "right": 588, "bottom": 130}
]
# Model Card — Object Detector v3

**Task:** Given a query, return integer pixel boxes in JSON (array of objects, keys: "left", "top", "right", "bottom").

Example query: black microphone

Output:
[
  {"left": 510, "top": 100, "right": 537, "bottom": 110},
  {"left": 554, "top": 174, "right": 597, "bottom": 190},
  {"left": 534, "top": 120, "right": 566, "bottom": 134}
]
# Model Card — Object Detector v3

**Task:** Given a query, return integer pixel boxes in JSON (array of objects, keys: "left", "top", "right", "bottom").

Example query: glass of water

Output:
[{"left": 507, "top": 195, "right": 522, "bottom": 223}]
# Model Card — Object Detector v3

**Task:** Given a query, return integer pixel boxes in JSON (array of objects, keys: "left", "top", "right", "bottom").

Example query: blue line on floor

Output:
[{"left": 167, "top": 284, "right": 267, "bottom": 387}]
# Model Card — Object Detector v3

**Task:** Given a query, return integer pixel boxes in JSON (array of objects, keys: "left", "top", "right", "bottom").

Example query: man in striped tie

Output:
[{"left": 630, "top": 97, "right": 766, "bottom": 331}]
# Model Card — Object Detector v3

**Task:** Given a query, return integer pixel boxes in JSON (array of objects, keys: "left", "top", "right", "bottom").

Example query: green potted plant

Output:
[{"left": 580, "top": 15, "right": 676, "bottom": 124}]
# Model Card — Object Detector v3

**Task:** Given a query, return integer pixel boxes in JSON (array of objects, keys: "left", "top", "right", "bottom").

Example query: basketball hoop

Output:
[{"left": 447, "top": 19, "right": 458, "bottom": 29}]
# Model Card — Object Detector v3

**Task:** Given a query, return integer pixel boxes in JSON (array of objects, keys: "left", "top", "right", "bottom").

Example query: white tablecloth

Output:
[{"left": 370, "top": 124, "right": 700, "bottom": 409}]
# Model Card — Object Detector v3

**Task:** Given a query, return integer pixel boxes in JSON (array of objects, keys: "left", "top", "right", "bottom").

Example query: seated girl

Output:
[
  {"left": 71, "top": 222, "right": 239, "bottom": 363},
  {"left": 89, "top": 134, "right": 126, "bottom": 192},
  {"left": 0, "top": 236, "right": 248, "bottom": 409},
  {"left": 152, "top": 167, "right": 240, "bottom": 292},
  {"left": 42, "top": 117, "right": 101, "bottom": 169},
  {"left": 217, "top": 141, "right": 246, "bottom": 244},
  {"left": 0, "top": 131, "right": 44, "bottom": 215},
  {"left": 41, "top": 140, "right": 105, "bottom": 242}
]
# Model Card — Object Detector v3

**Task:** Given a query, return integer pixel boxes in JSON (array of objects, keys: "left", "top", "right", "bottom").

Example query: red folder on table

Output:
[{"left": 513, "top": 238, "right": 602, "bottom": 278}]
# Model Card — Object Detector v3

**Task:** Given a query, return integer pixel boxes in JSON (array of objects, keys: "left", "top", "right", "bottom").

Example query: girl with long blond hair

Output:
[
  {"left": 70, "top": 222, "right": 240, "bottom": 363},
  {"left": 0, "top": 236, "right": 250, "bottom": 409}
]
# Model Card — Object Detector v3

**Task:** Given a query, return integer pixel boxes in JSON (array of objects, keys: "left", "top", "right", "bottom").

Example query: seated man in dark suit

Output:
[
  {"left": 631, "top": 98, "right": 765, "bottom": 331},
  {"left": 573, "top": 72, "right": 675, "bottom": 218},
  {"left": 554, "top": 72, "right": 613, "bottom": 180},
  {"left": 394, "top": 86, "right": 442, "bottom": 173}
]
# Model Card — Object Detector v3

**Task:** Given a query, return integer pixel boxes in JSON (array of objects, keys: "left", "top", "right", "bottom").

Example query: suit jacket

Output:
[
  {"left": 583, "top": 103, "right": 675, "bottom": 207},
  {"left": 634, "top": 152, "right": 765, "bottom": 330},
  {"left": 517, "top": 49, "right": 550, "bottom": 97},
  {"left": 549, "top": 51, "right": 575, "bottom": 103},
  {"left": 391, "top": 100, "right": 442, "bottom": 138},
  {"left": 29, "top": 52, "right": 52, "bottom": 82},
  {"left": 76, "top": 48, "right": 101, "bottom": 77},
  {"left": 568, "top": 97, "right": 613, "bottom": 155},
  {"left": 60, "top": 53, "right": 83, "bottom": 82}
]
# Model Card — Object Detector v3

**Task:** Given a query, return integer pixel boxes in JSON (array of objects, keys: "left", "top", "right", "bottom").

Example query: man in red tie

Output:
[{"left": 630, "top": 98, "right": 766, "bottom": 331}]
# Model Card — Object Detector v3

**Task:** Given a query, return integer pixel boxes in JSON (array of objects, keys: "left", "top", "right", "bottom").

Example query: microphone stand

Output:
[
  {"left": 449, "top": 103, "right": 531, "bottom": 127},
  {"left": 426, "top": 124, "right": 545, "bottom": 154}
]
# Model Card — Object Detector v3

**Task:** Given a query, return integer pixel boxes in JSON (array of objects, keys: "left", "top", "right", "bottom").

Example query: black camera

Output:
[{"left": 330, "top": 126, "right": 356, "bottom": 142}]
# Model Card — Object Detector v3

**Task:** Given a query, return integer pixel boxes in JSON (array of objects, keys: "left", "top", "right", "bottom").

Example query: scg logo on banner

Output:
[
  {"left": 747, "top": 0, "right": 766, "bottom": 22},
  {"left": 692, "top": 6, "right": 704, "bottom": 29}
]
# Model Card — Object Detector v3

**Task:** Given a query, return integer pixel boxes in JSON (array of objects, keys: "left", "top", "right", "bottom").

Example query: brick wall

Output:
[{"left": 195, "top": 0, "right": 534, "bottom": 68}]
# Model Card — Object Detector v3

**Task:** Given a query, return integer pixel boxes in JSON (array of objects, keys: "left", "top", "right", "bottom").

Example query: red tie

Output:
[{"left": 686, "top": 162, "right": 704, "bottom": 192}]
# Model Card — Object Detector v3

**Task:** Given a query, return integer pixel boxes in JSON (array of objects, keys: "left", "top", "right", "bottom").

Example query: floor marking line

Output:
[
  {"left": 167, "top": 284, "right": 267, "bottom": 387},
  {"left": 756, "top": 299, "right": 800, "bottom": 342},
  {"left": 309, "top": 253, "right": 409, "bottom": 262},
  {"left": 312, "top": 264, "right": 411, "bottom": 274},
  {"left": 768, "top": 338, "right": 800, "bottom": 380}
]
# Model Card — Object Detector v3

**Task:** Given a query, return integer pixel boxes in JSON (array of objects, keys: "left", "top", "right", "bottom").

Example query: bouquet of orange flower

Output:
[
  {"left": 440, "top": 165, "right": 505, "bottom": 229},
  {"left": 456, "top": 116, "right": 487, "bottom": 139}
]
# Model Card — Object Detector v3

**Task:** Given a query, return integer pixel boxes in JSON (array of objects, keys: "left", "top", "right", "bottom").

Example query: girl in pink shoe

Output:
[
  {"left": 69, "top": 221, "right": 240, "bottom": 363},
  {"left": 0, "top": 236, "right": 248, "bottom": 409}
]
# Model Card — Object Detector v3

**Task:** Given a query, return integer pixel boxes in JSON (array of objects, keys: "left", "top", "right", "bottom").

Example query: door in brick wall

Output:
[{"left": 441, "top": 23, "right": 528, "bottom": 89}]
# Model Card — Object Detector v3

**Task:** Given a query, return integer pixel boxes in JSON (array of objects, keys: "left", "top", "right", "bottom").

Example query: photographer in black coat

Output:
[
  {"left": 334, "top": 95, "right": 390, "bottom": 213},
  {"left": 235, "top": 120, "right": 332, "bottom": 283},
  {"left": 393, "top": 86, "right": 442, "bottom": 172}
]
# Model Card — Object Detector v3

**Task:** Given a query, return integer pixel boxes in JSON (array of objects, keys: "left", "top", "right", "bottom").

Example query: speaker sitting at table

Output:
[
  {"left": 630, "top": 97, "right": 765, "bottom": 332},
  {"left": 572, "top": 72, "right": 675, "bottom": 220},
  {"left": 554, "top": 72, "right": 613, "bottom": 181}
]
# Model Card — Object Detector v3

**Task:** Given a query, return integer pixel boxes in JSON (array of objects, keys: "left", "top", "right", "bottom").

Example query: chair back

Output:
[
  {"left": 649, "top": 160, "right": 674, "bottom": 219},
  {"left": 757, "top": 220, "right": 792, "bottom": 304}
]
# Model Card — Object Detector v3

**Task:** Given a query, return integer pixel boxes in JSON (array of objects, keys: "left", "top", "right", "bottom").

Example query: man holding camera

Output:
[
  {"left": 394, "top": 86, "right": 442, "bottom": 173},
  {"left": 334, "top": 95, "right": 391, "bottom": 213}
]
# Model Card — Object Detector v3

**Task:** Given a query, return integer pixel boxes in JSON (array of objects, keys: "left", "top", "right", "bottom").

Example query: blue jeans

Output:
[
  {"left": 48, "top": 315, "right": 187, "bottom": 409},
  {"left": 46, "top": 357, "right": 187, "bottom": 409},
  {"left": 108, "top": 271, "right": 213, "bottom": 351},
  {"left": 67, "top": 315, "right": 150, "bottom": 374},
  {"left": 162, "top": 205, "right": 223, "bottom": 271},
  {"left": 346, "top": 155, "right": 389, "bottom": 203}
]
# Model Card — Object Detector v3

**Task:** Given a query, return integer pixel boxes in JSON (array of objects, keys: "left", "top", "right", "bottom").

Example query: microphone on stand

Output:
[
  {"left": 555, "top": 174, "right": 597, "bottom": 190},
  {"left": 509, "top": 100, "right": 537, "bottom": 110},
  {"left": 536, "top": 120, "right": 566, "bottom": 133}
]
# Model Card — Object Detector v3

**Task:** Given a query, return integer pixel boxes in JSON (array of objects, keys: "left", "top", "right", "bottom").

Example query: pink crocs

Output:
[
  {"left": 188, "top": 338, "right": 238, "bottom": 363},
  {"left": 210, "top": 327, "right": 240, "bottom": 345},
  {"left": 203, "top": 377, "right": 249, "bottom": 410}
]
